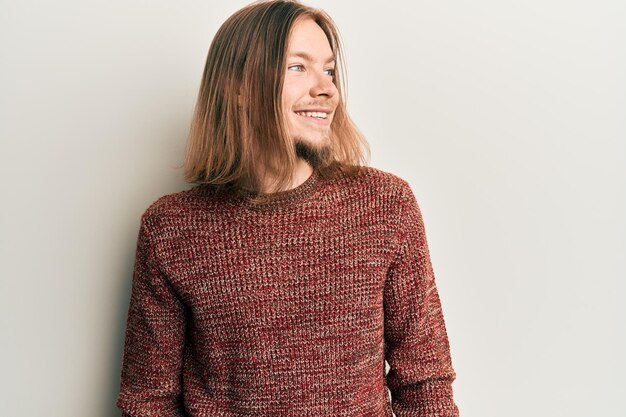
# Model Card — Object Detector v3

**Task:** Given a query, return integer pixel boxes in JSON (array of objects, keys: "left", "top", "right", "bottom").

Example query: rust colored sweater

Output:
[{"left": 116, "top": 166, "right": 459, "bottom": 417}]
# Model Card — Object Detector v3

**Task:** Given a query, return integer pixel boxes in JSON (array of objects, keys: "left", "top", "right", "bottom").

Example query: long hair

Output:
[{"left": 181, "top": 0, "right": 370, "bottom": 204}]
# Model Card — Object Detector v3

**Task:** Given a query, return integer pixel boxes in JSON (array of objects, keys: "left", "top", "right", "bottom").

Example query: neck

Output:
[{"left": 257, "top": 159, "right": 313, "bottom": 194}]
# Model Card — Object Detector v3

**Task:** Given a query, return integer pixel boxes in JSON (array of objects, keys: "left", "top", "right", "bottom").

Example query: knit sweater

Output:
[{"left": 116, "top": 166, "right": 459, "bottom": 417}]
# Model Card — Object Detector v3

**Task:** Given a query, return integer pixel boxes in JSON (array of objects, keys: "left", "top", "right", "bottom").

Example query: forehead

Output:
[{"left": 286, "top": 17, "right": 334, "bottom": 62}]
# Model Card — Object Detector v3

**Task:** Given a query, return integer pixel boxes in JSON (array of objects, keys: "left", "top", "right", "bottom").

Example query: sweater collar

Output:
[{"left": 240, "top": 167, "right": 321, "bottom": 212}]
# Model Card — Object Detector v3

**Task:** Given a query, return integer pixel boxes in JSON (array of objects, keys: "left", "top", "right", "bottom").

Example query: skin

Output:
[{"left": 261, "top": 17, "right": 339, "bottom": 192}]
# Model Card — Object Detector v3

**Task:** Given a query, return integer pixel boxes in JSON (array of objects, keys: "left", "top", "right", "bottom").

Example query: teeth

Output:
[{"left": 295, "top": 111, "right": 328, "bottom": 119}]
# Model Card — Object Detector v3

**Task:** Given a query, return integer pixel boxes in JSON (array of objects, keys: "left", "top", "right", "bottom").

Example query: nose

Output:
[{"left": 310, "top": 71, "right": 338, "bottom": 98}]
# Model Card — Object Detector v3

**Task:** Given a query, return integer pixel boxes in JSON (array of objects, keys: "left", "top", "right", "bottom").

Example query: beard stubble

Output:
[{"left": 294, "top": 133, "right": 332, "bottom": 168}]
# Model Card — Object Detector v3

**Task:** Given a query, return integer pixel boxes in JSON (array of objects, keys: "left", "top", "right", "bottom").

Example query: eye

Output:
[
  {"left": 325, "top": 68, "right": 336, "bottom": 77},
  {"left": 288, "top": 64, "right": 304, "bottom": 71}
]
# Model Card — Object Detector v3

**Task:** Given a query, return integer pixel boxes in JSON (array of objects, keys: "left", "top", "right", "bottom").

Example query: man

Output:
[{"left": 116, "top": 1, "right": 460, "bottom": 416}]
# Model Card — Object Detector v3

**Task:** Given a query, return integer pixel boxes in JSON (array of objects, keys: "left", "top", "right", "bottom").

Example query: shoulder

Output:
[
  {"left": 342, "top": 165, "right": 413, "bottom": 200},
  {"left": 327, "top": 166, "right": 417, "bottom": 225},
  {"left": 142, "top": 188, "right": 194, "bottom": 217},
  {"left": 349, "top": 166, "right": 423, "bottom": 220},
  {"left": 138, "top": 186, "right": 207, "bottom": 232}
]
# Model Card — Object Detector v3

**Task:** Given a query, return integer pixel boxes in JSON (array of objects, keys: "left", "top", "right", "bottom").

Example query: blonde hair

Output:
[{"left": 181, "top": 0, "right": 370, "bottom": 204}]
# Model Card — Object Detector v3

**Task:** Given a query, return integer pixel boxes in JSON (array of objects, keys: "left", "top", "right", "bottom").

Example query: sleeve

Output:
[
  {"left": 383, "top": 183, "right": 460, "bottom": 417},
  {"left": 116, "top": 217, "right": 188, "bottom": 417}
]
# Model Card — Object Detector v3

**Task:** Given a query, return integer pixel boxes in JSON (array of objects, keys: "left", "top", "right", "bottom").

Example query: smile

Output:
[
  {"left": 294, "top": 111, "right": 331, "bottom": 125},
  {"left": 295, "top": 111, "right": 327, "bottom": 119}
]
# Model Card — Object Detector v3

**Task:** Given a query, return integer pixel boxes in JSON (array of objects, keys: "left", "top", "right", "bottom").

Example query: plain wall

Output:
[{"left": 1, "top": 1, "right": 624, "bottom": 416}]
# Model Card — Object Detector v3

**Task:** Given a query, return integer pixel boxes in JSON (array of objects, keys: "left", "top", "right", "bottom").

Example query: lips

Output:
[
  {"left": 294, "top": 108, "right": 333, "bottom": 113},
  {"left": 294, "top": 111, "right": 331, "bottom": 125}
]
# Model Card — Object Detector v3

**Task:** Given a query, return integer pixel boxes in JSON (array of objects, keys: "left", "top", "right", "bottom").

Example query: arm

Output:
[
  {"left": 116, "top": 215, "right": 187, "bottom": 417},
  {"left": 384, "top": 183, "right": 459, "bottom": 417}
]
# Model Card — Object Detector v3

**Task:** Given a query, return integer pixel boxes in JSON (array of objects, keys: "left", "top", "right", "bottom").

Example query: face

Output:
[{"left": 281, "top": 17, "right": 339, "bottom": 165}]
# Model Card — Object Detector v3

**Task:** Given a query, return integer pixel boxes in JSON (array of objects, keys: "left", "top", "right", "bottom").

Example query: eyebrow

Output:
[{"left": 287, "top": 51, "right": 336, "bottom": 64}]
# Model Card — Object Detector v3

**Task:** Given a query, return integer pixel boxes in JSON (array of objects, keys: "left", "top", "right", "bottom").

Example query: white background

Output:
[{"left": 1, "top": 1, "right": 624, "bottom": 416}]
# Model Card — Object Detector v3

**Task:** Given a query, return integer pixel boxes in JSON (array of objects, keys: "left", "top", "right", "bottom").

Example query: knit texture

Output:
[{"left": 116, "top": 166, "right": 459, "bottom": 417}]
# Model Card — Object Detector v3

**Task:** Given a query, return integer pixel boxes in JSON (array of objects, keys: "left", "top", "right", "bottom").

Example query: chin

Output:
[
  {"left": 294, "top": 136, "right": 332, "bottom": 168},
  {"left": 300, "top": 135, "right": 325, "bottom": 146},
  {"left": 296, "top": 134, "right": 330, "bottom": 149}
]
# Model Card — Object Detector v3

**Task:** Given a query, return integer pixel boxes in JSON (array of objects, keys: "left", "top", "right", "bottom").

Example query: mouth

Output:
[{"left": 294, "top": 110, "right": 332, "bottom": 125}]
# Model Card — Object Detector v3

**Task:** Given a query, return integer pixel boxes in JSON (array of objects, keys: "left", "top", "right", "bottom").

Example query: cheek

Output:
[
  {"left": 281, "top": 88, "right": 299, "bottom": 106},
  {"left": 282, "top": 99, "right": 296, "bottom": 119}
]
